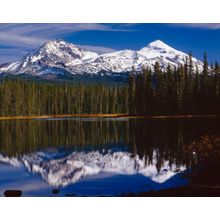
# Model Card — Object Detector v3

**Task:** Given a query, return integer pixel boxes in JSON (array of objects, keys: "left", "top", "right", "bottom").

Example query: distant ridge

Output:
[{"left": 0, "top": 39, "right": 203, "bottom": 79}]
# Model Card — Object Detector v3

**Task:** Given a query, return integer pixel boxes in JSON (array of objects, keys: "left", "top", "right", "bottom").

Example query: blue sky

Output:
[{"left": 0, "top": 23, "right": 220, "bottom": 64}]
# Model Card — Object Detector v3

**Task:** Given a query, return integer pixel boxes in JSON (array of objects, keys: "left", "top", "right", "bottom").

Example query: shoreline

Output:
[
  {"left": 0, "top": 114, "right": 219, "bottom": 121},
  {"left": 122, "top": 185, "right": 220, "bottom": 197}
]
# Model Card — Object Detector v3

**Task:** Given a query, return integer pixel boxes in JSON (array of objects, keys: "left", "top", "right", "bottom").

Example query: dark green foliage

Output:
[
  {"left": 0, "top": 79, "right": 128, "bottom": 116},
  {"left": 128, "top": 69, "right": 136, "bottom": 115},
  {"left": 128, "top": 55, "right": 220, "bottom": 115}
]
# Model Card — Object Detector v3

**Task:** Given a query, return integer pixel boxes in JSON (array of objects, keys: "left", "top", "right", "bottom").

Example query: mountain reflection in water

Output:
[
  {"left": 0, "top": 150, "right": 186, "bottom": 187},
  {"left": 0, "top": 118, "right": 219, "bottom": 196}
]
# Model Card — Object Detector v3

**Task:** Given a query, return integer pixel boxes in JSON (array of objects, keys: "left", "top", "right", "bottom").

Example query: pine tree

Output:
[
  {"left": 189, "top": 51, "right": 193, "bottom": 75},
  {"left": 203, "top": 52, "right": 209, "bottom": 76},
  {"left": 128, "top": 68, "right": 136, "bottom": 115}
]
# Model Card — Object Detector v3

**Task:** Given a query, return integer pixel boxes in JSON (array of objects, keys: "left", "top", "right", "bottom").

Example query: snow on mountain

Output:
[
  {"left": 0, "top": 40, "right": 98, "bottom": 76},
  {"left": 137, "top": 40, "right": 202, "bottom": 70},
  {"left": 0, "top": 150, "right": 186, "bottom": 187},
  {"left": 0, "top": 39, "right": 203, "bottom": 77},
  {"left": 75, "top": 49, "right": 138, "bottom": 74},
  {"left": 23, "top": 40, "right": 98, "bottom": 66}
]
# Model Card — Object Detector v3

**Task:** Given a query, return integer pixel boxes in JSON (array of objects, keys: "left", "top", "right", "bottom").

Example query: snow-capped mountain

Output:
[
  {"left": 0, "top": 150, "right": 186, "bottom": 187},
  {"left": 0, "top": 39, "right": 203, "bottom": 77},
  {"left": 0, "top": 40, "right": 98, "bottom": 76}
]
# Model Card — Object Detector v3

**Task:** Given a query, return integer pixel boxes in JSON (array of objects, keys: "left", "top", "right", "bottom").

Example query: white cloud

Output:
[
  {"left": 0, "top": 48, "right": 29, "bottom": 63},
  {"left": 0, "top": 24, "right": 133, "bottom": 48},
  {"left": 172, "top": 23, "right": 220, "bottom": 30},
  {"left": 0, "top": 31, "right": 46, "bottom": 48}
]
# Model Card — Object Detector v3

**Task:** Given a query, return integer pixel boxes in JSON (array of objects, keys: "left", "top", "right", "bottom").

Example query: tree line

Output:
[
  {"left": 0, "top": 80, "right": 128, "bottom": 116},
  {"left": 128, "top": 53, "right": 220, "bottom": 115}
]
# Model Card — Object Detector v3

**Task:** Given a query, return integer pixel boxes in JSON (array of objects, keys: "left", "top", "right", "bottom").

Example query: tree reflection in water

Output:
[
  {"left": 0, "top": 118, "right": 219, "bottom": 176},
  {"left": 185, "top": 134, "right": 220, "bottom": 186}
]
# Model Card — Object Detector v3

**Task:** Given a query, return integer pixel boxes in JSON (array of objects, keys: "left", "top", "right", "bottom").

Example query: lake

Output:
[{"left": 0, "top": 117, "right": 219, "bottom": 196}]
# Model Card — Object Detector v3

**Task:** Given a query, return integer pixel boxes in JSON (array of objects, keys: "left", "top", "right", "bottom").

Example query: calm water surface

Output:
[{"left": 0, "top": 117, "right": 219, "bottom": 196}]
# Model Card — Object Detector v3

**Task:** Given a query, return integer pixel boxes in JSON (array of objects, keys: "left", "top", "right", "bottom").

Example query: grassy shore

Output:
[{"left": 0, "top": 114, "right": 219, "bottom": 121}]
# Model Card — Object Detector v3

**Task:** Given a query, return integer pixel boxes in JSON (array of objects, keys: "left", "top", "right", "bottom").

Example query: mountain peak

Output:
[
  {"left": 139, "top": 40, "right": 175, "bottom": 54},
  {"left": 45, "top": 39, "right": 65, "bottom": 44},
  {"left": 40, "top": 39, "right": 80, "bottom": 51},
  {"left": 147, "top": 40, "right": 173, "bottom": 50}
]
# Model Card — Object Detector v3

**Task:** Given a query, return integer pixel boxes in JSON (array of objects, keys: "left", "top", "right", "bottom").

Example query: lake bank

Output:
[
  {"left": 123, "top": 185, "right": 220, "bottom": 197},
  {"left": 0, "top": 114, "right": 219, "bottom": 121}
]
